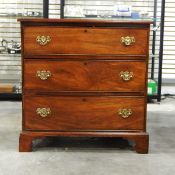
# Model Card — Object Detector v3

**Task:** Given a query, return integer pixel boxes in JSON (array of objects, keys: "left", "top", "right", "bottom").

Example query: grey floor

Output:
[{"left": 0, "top": 88, "right": 175, "bottom": 175}]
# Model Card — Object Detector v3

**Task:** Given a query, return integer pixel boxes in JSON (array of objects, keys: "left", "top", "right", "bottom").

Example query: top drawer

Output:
[{"left": 23, "top": 27, "right": 149, "bottom": 57}]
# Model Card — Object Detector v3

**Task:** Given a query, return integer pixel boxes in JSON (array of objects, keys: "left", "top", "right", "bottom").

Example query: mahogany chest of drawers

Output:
[{"left": 19, "top": 19, "right": 151, "bottom": 153}]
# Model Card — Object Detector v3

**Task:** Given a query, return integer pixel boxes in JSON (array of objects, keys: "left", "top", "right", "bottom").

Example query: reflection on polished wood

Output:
[{"left": 19, "top": 18, "right": 151, "bottom": 153}]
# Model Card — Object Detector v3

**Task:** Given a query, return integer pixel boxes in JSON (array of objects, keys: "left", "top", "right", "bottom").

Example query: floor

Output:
[{"left": 0, "top": 92, "right": 175, "bottom": 175}]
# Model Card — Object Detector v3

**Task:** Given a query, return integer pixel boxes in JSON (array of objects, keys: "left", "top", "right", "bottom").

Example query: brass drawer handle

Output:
[
  {"left": 36, "top": 70, "right": 51, "bottom": 80},
  {"left": 36, "top": 108, "right": 51, "bottom": 118},
  {"left": 120, "top": 71, "right": 133, "bottom": 81},
  {"left": 36, "top": 35, "right": 51, "bottom": 46},
  {"left": 121, "top": 36, "right": 135, "bottom": 46},
  {"left": 118, "top": 109, "right": 132, "bottom": 118}
]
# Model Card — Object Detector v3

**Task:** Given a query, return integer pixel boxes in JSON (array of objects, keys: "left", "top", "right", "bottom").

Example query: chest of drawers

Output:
[{"left": 19, "top": 19, "right": 151, "bottom": 153}]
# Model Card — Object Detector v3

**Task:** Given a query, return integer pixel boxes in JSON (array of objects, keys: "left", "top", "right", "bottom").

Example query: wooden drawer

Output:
[
  {"left": 24, "top": 96, "right": 145, "bottom": 131},
  {"left": 23, "top": 27, "right": 149, "bottom": 56},
  {"left": 24, "top": 60, "right": 146, "bottom": 92}
]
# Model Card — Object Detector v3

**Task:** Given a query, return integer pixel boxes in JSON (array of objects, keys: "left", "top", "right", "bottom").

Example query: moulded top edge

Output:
[{"left": 17, "top": 18, "right": 153, "bottom": 25}]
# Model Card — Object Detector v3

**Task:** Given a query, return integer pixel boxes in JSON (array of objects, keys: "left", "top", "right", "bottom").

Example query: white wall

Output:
[{"left": 163, "top": 0, "right": 175, "bottom": 81}]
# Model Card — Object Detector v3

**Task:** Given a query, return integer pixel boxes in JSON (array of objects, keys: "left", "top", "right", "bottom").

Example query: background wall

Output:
[{"left": 163, "top": 0, "right": 175, "bottom": 82}]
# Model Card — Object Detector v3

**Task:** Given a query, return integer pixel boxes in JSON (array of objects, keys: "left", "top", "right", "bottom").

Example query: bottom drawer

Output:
[{"left": 23, "top": 96, "right": 145, "bottom": 131}]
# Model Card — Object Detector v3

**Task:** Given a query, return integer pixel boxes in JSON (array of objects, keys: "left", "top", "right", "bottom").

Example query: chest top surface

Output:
[{"left": 18, "top": 18, "right": 152, "bottom": 26}]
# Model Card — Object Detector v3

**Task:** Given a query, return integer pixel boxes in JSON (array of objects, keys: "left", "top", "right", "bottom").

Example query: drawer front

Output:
[
  {"left": 24, "top": 96, "right": 145, "bottom": 131},
  {"left": 24, "top": 60, "right": 146, "bottom": 92},
  {"left": 23, "top": 27, "right": 148, "bottom": 56}
]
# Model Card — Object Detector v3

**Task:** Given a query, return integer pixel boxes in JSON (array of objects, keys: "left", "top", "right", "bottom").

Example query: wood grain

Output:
[
  {"left": 19, "top": 131, "right": 149, "bottom": 153},
  {"left": 18, "top": 18, "right": 153, "bottom": 25},
  {"left": 19, "top": 19, "right": 150, "bottom": 153},
  {"left": 24, "top": 96, "right": 145, "bottom": 131},
  {"left": 23, "top": 27, "right": 148, "bottom": 56},
  {"left": 24, "top": 60, "right": 146, "bottom": 92}
]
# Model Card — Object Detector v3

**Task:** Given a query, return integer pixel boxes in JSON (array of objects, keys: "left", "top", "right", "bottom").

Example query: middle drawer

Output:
[{"left": 24, "top": 60, "right": 146, "bottom": 92}]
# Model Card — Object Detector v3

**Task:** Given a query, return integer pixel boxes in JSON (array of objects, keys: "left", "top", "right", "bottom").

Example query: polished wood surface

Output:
[
  {"left": 19, "top": 131, "right": 149, "bottom": 153},
  {"left": 18, "top": 18, "right": 153, "bottom": 24},
  {"left": 24, "top": 60, "right": 146, "bottom": 92},
  {"left": 24, "top": 96, "right": 145, "bottom": 130},
  {"left": 23, "top": 27, "right": 148, "bottom": 56},
  {"left": 19, "top": 19, "right": 150, "bottom": 153}
]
